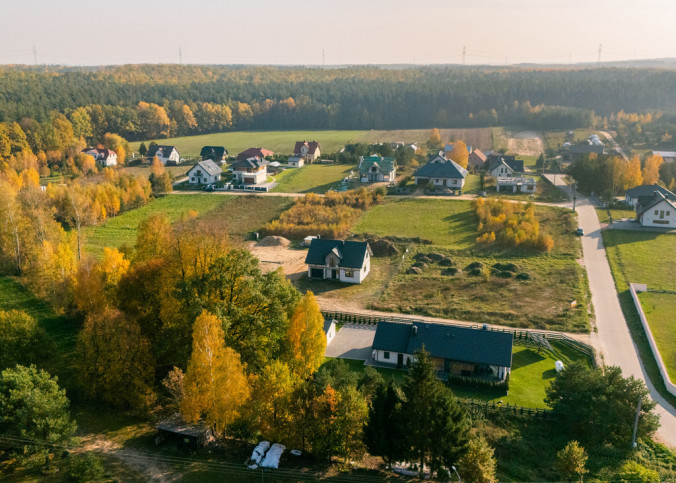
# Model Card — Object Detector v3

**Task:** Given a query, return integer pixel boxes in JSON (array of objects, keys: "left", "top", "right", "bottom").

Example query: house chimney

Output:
[{"left": 412, "top": 325, "right": 418, "bottom": 336}]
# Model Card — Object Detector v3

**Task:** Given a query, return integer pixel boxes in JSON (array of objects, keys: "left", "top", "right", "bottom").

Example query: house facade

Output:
[
  {"left": 487, "top": 157, "right": 524, "bottom": 178},
  {"left": 636, "top": 192, "right": 676, "bottom": 228},
  {"left": 358, "top": 155, "right": 397, "bottom": 183},
  {"left": 413, "top": 154, "right": 468, "bottom": 191},
  {"left": 187, "top": 160, "right": 221, "bottom": 185},
  {"left": 561, "top": 137, "right": 605, "bottom": 162},
  {"left": 324, "top": 318, "right": 337, "bottom": 345},
  {"left": 231, "top": 158, "right": 268, "bottom": 185},
  {"left": 287, "top": 156, "right": 304, "bottom": 168},
  {"left": 200, "top": 146, "right": 228, "bottom": 164},
  {"left": 147, "top": 145, "right": 180, "bottom": 165},
  {"left": 305, "top": 239, "right": 372, "bottom": 284},
  {"left": 625, "top": 184, "right": 676, "bottom": 207},
  {"left": 293, "top": 141, "right": 321, "bottom": 163},
  {"left": 467, "top": 148, "right": 487, "bottom": 171},
  {"left": 82, "top": 148, "right": 118, "bottom": 167},
  {"left": 372, "top": 321, "right": 513, "bottom": 381},
  {"left": 237, "top": 147, "right": 274, "bottom": 161},
  {"left": 497, "top": 176, "right": 537, "bottom": 193}
]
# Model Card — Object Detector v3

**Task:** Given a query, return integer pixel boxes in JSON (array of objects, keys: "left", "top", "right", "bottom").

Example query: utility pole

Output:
[
  {"left": 33, "top": 44, "right": 37, "bottom": 65},
  {"left": 462, "top": 45, "right": 466, "bottom": 65},
  {"left": 631, "top": 397, "right": 642, "bottom": 449},
  {"left": 179, "top": 47, "right": 182, "bottom": 64},
  {"left": 322, "top": 48, "right": 325, "bottom": 66},
  {"left": 597, "top": 43, "right": 602, "bottom": 67}
]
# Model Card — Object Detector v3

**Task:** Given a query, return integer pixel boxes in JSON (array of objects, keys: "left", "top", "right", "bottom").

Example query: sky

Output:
[{"left": 1, "top": 0, "right": 675, "bottom": 66}]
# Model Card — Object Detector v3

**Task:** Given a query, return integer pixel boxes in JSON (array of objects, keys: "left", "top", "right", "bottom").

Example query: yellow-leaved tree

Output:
[
  {"left": 181, "top": 311, "right": 250, "bottom": 436},
  {"left": 286, "top": 291, "right": 326, "bottom": 379},
  {"left": 449, "top": 140, "right": 469, "bottom": 169},
  {"left": 247, "top": 360, "right": 297, "bottom": 442},
  {"left": 426, "top": 128, "right": 443, "bottom": 150},
  {"left": 623, "top": 155, "right": 643, "bottom": 190},
  {"left": 642, "top": 154, "right": 664, "bottom": 185}
]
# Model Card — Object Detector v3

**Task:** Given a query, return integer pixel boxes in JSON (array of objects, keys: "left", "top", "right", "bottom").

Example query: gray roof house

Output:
[
  {"left": 305, "top": 239, "right": 372, "bottom": 284},
  {"left": 487, "top": 157, "right": 524, "bottom": 177},
  {"left": 413, "top": 154, "right": 468, "bottom": 191},
  {"left": 625, "top": 184, "right": 676, "bottom": 207},
  {"left": 635, "top": 191, "right": 676, "bottom": 228},
  {"left": 359, "top": 155, "right": 397, "bottom": 183},
  {"left": 200, "top": 146, "right": 228, "bottom": 163},
  {"left": 187, "top": 160, "right": 222, "bottom": 185},
  {"left": 372, "top": 321, "right": 513, "bottom": 381}
]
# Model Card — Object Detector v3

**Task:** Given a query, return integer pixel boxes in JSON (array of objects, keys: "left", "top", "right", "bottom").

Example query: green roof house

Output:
[{"left": 358, "top": 155, "right": 397, "bottom": 183}]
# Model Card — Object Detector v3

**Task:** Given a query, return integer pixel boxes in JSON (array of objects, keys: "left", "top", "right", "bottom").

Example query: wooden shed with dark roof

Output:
[{"left": 372, "top": 321, "right": 513, "bottom": 381}]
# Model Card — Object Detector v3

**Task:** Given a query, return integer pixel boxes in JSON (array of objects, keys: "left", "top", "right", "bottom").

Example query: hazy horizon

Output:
[{"left": 1, "top": 0, "right": 675, "bottom": 66}]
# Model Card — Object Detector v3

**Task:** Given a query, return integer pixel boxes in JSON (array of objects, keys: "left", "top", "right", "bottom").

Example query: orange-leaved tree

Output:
[
  {"left": 286, "top": 291, "right": 326, "bottom": 379},
  {"left": 623, "top": 155, "right": 643, "bottom": 190},
  {"left": 642, "top": 154, "right": 664, "bottom": 185},
  {"left": 449, "top": 140, "right": 469, "bottom": 169},
  {"left": 181, "top": 311, "right": 250, "bottom": 436}
]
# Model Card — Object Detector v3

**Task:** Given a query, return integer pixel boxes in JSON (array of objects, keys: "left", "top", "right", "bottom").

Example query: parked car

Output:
[{"left": 575, "top": 227, "right": 584, "bottom": 236}]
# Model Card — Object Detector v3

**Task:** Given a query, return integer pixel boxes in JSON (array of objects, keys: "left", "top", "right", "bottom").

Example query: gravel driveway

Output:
[{"left": 325, "top": 323, "right": 376, "bottom": 360}]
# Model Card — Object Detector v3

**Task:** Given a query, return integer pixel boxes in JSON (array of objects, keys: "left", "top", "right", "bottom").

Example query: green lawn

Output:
[
  {"left": 595, "top": 207, "right": 636, "bottom": 224},
  {"left": 638, "top": 291, "right": 676, "bottom": 381},
  {"left": 603, "top": 231, "right": 676, "bottom": 292},
  {"left": 330, "top": 341, "right": 589, "bottom": 408},
  {"left": 272, "top": 164, "right": 356, "bottom": 193}
]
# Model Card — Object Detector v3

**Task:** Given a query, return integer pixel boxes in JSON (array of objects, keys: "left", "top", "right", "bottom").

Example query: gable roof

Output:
[
  {"left": 147, "top": 145, "right": 178, "bottom": 158},
  {"left": 636, "top": 191, "right": 676, "bottom": 217},
  {"left": 414, "top": 155, "right": 468, "bottom": 179},
  {"left": 237, "top": 147, "right": 274, "bottom": 160},
  {"left": 488, "top": 157, "right": 524, "bottom": 174},
  {"left": 372, "top": 321, "right": 513, "bottom": 368},
  {"left": 305, "top": 239, "right": 371, "bottom": 269},
  {"left": 625, "top": 184, "right": 676, "bottom": 201},
  {"left": 323, "top": 318, "right": 335, "bottom": 334},
  {"left": 189, "top": 159, "right": 221, "bottom": 176},
  {"left": 359, "top": 155, "right": 396, "bottom": 174},
  {"left": 231, "top": 157, "right": 269, "bottom": 170},
  {"left": 82, "top": 148, "right": 116, "bottom": 160},
  {"left": 294, "top": 141, "right": 321, "bottom": 155},
  {"left": 200, "top": 146, "right": 228, "bottom": 159},
  {"left": 469, "top": 149, "right": 487, "bottom": 162}
]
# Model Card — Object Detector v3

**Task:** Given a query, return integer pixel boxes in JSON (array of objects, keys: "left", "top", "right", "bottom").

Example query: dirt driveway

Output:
[
  {"left": 247, "top": 241, "right": 308, "bottom": 280},
  {"left": 506, "top": 130, "right": 544, "bottom": 156}
]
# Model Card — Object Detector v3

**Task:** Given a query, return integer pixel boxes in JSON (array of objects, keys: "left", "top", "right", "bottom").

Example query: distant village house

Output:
[
  {"left": 200, "top": 146, "right": 228, "bottom": 164},
  {"left": 635, "top": 191, "right": 676, "bottom": 228},
  {"left": 305, "top": 239, "right": 372, "bottom": 284},
  {"left": 187, "top": 160, "right": 222, "bottom": 185},
  {"left": 231, "top": 157, "right": 268, "bottom": 185},
  {"left": 82, "top": 147, "right": 118, "bottom": 167},
  {"left": 413, "top": 154, "right": 468, "bottom": 191},
  {"left": 293, "top": 141, "right": 321, "bottom": 163},
  {"left": 624, "top": 184, "right": 676, "bottom": 208},
  {"left": 358, "top": 155, "right": 397, "bottom": 183},
  {"left": 147, "top": 145, "right": 180, "bottom": 165},
  {"left": 237, "top": 147, "right": 274, "bottom": 161}
]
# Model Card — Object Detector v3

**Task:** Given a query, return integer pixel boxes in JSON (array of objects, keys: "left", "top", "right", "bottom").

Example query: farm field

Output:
[
  {"left": 638, "top": 291, "right": 676, "bottom": 381},
  {"left": 330, "top": 340, "right": 590, "bottom": 408},
  {"left": 351, "top": 198, "right": 589, "bottom": 331},
  {"left": 130, "top": 128, "right": 496, "bottom": 158},
  {"left": 272, "top": 164, "right": 356, "bottom": 193},
  {"left": 603, "top": 231, "right": 676, "bottom": 292},
  {"left": 83, "top": 194, "right": 292, "bottom": 258}
]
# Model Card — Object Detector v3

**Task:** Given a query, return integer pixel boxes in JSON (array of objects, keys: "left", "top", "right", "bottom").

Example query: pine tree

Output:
[
  {"left": 364, "top": 381, "right": 406, "bottom": 468},
  {"left": 555, "top": 441, "right": 588, "bottom": 482},
  {"left": 181, "top": 311, "right": 250, "bottom": 436},
  {"left": 286, "top": 291, "right": 326, "bottom": 378}
]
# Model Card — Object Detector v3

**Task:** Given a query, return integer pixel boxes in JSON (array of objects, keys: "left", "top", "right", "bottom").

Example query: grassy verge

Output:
[
  {"left": 602, "top": 229, "right": 676, "bottom": 408},
  {"left": 272, "top": 164, "right": 355, "bottom": 193},
  {"left": 595, "top": 207, "right": 636, "bottom": 224},
  {"left": 638, "top": 291, "right": 676, "bottom": 380}
]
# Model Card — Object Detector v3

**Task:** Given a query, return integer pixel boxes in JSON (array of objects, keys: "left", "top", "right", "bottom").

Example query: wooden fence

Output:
[
  {"left": 460, "top": 399, "right": 557, "bottom": 420},
  {"left": 322, "top": 310, "right": 595, "bottom": 363}
]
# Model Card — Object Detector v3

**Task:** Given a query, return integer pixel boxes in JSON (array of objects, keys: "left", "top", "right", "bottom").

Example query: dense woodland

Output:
[{"left": 1, "top": 65, "right": 676, "bottom": 142}]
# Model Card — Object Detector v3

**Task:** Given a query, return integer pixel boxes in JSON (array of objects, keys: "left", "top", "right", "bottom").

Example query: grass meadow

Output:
[
  {"left": 272, "top": 164, "right": 356, "bottom": 193},
  {"left": 638, "top": 291, "right": 676, "bottom": 380}
]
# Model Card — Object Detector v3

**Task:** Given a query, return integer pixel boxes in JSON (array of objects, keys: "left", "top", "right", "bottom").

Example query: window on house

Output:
[
  {"left": 345, "top": 269, "right": 354, "bottom": 277},
  {"left": 655, "top": 210, "right": 659, "bottom": 215},
  {"left": 329, "top": 258, "right": 337, "bottom": 267},
  {"left": 383, "top": 351, "right": 390, "bottom": 359}
]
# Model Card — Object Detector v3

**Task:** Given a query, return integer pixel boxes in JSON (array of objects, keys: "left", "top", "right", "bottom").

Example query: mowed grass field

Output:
[
  {"left": 272, "top": 164, "right": 356, "bottom": 193},
  {"left": 638, "top": 291, "right": 676, "bottom": 380},
  {"left": 595, "top": 207, "right": 636, "bottom": 224},
  {"left": 603, "top": 231, "right": 676, "bottom": 292},
  {"left": 348, "top": 198, "right": 588, "bottom": 332},
  {"left": 130, "top": 128, "right": 496, "bottom": 157},
  {"left": 83, "top": 194, "right": 292, "bottom": 258}
]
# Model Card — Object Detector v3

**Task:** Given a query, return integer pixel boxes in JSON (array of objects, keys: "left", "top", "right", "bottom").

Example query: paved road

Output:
[{"left": 547, "top": 175, "right": 676, "bottom": 447}]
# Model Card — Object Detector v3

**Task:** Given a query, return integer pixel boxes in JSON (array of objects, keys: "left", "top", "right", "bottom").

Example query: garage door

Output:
[{"left": 310, "top": 268, "right": 324, "bottom": 278}]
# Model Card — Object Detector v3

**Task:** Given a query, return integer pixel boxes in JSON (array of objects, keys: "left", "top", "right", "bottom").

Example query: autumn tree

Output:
[
  {"left": 137, "top": 102, "right": 171, "bottom": 139},
  {"left": 426, "top": 128, "right": 443, "bottom": 150},
  {"left": 642, "top": 154, "right": 664, "bottom": 185},
  {"left": 149, "top": 157, "right": 172, "bottom": 195},
  {"left": 138, "top": 142, "right": 147, "bottom": 157},
  {"left": 247, "top": 360, "right": 297, "bottom": 442},
  {"left": 286, "top": 291, "right": 326, "bottom": 379},
  {"left": 0, "top": 365, "right": 77, "bottom": 468},
  {"left": 459, "top": 437, "right": 498, "bottom": 483},
  {"left": 623, "top": 155, "right": 643, "bottom": 190},
  {"left": 334, "top": 385, "right": 368, "bottom": 462},
  {"left": 0, "top": 182, "right": 25, "bottom": 274},
  {"left": 63, "top": 184, "right": 94, "bottom": 260},
  {"left": 181, "top": 311, "right": 250, "bottom": 437},
  {"left": 77, "top": 308, "right": 155, "bottom": 409},
  {"left": 0, "top": 310, "right": 51, "bottom": 370},
  {"left": 555, "top": 441, "right": 588, "bottom": 482},
  {"left": 449, "top": 140, "right": 469, "bottom": 169}
]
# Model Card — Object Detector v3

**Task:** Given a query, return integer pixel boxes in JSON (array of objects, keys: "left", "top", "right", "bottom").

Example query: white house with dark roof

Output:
[
  {"left": 231, "top": 158, "right": 268, "bottom": 185},
  {"left": 293, "top": 141, "right": 321, "bottom": 163},
  {"left": 82, "top": 147, "right": 118, "bottom": 167},
  {"left": 624, "top": 184, "right": 676, "bottom": 207},
  {"left": 287, "top": 155, "right": 304, "bottom": 168},
  {"left": 187, "top": 160, "right": 221, "bottom": 185},
  {"left": 487, "top": 156, "right": 524, "bottom": 178},
  {"left": 324, "top": 318, "right": 337, "bottom": 345},
  {"left": 147, "top": 145, "right": 180, "bottom": 165},
  {"left": 358, "top": 155, "right": 397, "bottom": 183},
  {"left": 372, "top": 321, "right": 513, "bottom": 381},
  {"left": 636, "top": 191, "right": 676, "bottom": 228},
  {"left": 413, "top": 154, "right": 468, "bottom": 190},
  {"left": 305, "top": 239, "right": 372, "bottom": 284}
]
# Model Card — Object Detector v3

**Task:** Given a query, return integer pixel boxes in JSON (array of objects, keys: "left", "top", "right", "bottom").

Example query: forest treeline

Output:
[{"left": 2, "top": 65, "right": 676, "bottom": 140}]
